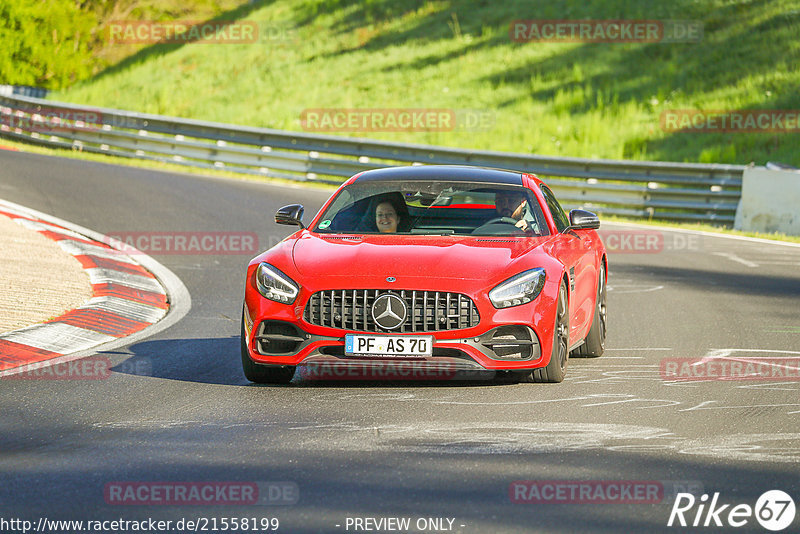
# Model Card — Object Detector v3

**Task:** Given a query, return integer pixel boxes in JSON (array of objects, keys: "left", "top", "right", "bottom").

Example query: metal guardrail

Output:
[
  {"left": 0, "top": 93, "right": 747, "bottom": 223},
  {"left": 0, "top": 85, "right": 49, "bottom": 99}
]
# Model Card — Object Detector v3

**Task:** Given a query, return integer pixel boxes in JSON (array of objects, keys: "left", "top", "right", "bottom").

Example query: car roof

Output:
[{"left": 353, "top": 165, "right": 527, "bottom": 185}]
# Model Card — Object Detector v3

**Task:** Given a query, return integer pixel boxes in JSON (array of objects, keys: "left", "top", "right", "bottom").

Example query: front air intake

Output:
[{"left": 255, "top": 321, "right": 306, "bottom": 355}]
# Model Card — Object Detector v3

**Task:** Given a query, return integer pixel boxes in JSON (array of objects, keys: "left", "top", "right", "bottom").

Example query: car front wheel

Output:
[
  {"left": 510, "top": 281, "right": 569, "bottom": 384},
  {"left": 241, "top": 312, "right": 295, "bottom": 384},
  {"left": 532, "top": 281, "right": 569, "bottom": 383}
]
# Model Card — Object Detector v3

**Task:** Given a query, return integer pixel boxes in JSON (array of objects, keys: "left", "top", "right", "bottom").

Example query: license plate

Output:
[{"left": 345, "top": 334, "right": 433, "bottom": 357}]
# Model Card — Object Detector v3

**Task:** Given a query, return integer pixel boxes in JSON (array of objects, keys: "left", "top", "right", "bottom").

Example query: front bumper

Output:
[{"left": 244, "top": 312, "right": 546, "bottom": 372}]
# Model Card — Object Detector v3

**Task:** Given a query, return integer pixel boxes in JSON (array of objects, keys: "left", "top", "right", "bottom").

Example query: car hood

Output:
[{"left": 291, "top": 232, "right": 553, "bottom": 282}]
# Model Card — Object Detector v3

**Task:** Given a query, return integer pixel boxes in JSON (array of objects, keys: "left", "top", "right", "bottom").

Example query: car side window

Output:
[
  {"left": 540, "top": 185, "right": 570, "bottom": 232},
  {"left": 525, "top": 193, "right": 550, "bottom": 236}
]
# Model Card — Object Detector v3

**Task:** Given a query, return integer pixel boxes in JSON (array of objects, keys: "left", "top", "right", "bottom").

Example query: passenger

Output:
[{"left": 375, "top": 201, "right": 399, "bottom": 233}]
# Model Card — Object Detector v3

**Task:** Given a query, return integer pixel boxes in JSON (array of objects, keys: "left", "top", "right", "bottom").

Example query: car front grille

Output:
[{"left": 304, "top": 289, "right": 480, "bottom": 333}]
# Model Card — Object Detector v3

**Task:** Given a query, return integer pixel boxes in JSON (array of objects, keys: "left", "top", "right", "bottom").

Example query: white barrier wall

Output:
[{"left": 734, "top": 166, "right": 800, "bottom": 236}]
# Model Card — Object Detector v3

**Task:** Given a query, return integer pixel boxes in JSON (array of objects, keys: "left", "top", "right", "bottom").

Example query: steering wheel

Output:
[
  {"left": 472, "top": 217, "right": 526, "bottom": 236},
  {"left": 482, "top": 217, "right": 519, "bottom": 226}
]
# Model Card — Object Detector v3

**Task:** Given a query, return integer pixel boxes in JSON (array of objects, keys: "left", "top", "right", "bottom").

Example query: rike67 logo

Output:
[{"left": 668, "top": 490, "right": 796, "bottom": 531}]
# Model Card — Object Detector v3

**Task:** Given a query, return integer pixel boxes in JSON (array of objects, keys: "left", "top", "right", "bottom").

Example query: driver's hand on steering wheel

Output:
[{"left": 510, "top": 201, "right": 531, "bottom": 232}]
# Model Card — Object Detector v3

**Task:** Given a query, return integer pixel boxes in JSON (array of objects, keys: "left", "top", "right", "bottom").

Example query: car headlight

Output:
[
  {"left": 489, "top": 268, "right": 546, "bottom": 309},
  {"left": 255, "top": 263, "right": 299, "bottom": 304}
]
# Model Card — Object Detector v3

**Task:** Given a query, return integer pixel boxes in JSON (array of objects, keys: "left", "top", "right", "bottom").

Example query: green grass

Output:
[
  {"left": 0, "top": 0, "right": 250, "bottom": 89},
  {"left": 88, "top": 0, "right": 253, "bottom": 69},
  {"left": 51, "top": 0, "right": 800, "bottom": 167}
]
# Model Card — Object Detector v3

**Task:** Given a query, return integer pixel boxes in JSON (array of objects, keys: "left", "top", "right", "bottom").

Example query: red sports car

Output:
[{"left": 241, "top": 165, "right": 607, "bottom": 384}]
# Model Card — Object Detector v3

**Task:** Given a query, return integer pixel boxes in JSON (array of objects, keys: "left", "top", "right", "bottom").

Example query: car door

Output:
[{"left": 539, "top": 185, "right": 597, "bottom": 346}]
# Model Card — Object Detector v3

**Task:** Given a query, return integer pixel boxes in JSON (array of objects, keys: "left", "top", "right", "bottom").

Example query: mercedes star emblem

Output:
[{"left": 371, "top": 293, "right": 407, "bottom": 330}]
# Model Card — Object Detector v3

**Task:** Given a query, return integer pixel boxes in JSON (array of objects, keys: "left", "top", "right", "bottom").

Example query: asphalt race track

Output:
[{"left": 1, "top": 150, "right": 799, "bottom": 533}]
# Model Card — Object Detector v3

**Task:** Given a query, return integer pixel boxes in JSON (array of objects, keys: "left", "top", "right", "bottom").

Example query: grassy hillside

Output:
[
  {"left": 0, "top": 0, "right": 247, "bottom": 89},
  {"left": 56, "top": 0, "right": 800, "bottom": 165}
]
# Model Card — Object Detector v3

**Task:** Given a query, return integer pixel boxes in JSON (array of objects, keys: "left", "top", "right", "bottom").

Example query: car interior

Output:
[{"left": 320, "top": 186, "right": 547, "bottom": 236}]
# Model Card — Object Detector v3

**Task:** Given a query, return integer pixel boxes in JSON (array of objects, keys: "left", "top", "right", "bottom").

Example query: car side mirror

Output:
[
  {"left": 275, "top": 204, "right": 305, "bottom": 228},
  {"left": 566, "top": 209, "right": 600, "bottom": 230}
]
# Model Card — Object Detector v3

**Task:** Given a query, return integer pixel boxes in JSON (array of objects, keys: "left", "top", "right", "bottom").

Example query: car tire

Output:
[
  {"left": 571, "top": 262, "right": 607, "bottom": 358},
  {"left": 530, "top": 281, "right": 569, "bottom": 383},
  {"left": 240, "top": 312, "right": 295, "bottom": 384},
  {"left": 507, "top": 281, "right": 568, "bottom": 384}
]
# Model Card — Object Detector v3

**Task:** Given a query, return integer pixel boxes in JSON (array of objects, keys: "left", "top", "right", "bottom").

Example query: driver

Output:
[{"left": 494, "top": 190, "right": 530, "bottom": 232}]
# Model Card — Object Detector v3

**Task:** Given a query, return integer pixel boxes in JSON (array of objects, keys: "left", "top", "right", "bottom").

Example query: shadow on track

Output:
[{"left": 108, "top": 336, "right": 518, "bottom": 389}]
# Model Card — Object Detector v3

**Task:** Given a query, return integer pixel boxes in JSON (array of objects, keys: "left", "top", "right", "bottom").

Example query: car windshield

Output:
[{"left": 313, "top": 180, "right": 549, "bottom": 236}]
